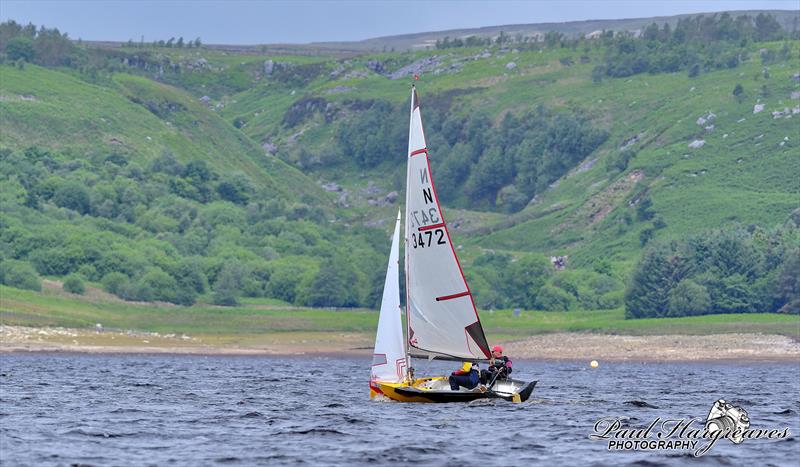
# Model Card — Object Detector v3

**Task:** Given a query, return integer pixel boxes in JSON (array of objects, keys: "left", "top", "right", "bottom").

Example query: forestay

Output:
[
  {"left": 371, "top": 211, "right": 407, "bottom": 383},
  {"left": 404, "top": 88, "right": 491, "bottom": 361}
]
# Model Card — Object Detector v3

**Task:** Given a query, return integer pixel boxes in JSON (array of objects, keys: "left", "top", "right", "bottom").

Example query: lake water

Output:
[{"left": 1, "top": 353, "right": 798, "bottom": 466}]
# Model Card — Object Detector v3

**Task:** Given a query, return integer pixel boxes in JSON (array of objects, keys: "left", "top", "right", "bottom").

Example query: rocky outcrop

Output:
[{"left": 388, "top": 56, "right": 441, "bottom": 80}]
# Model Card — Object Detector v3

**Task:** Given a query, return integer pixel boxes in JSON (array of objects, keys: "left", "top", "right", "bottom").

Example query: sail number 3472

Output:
[{"left": 412, "top": 229, "right": 446, "bottom": 249}]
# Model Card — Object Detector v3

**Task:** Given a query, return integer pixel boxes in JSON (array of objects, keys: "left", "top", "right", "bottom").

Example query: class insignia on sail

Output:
[{"left": 369, "top": 87, "right": 537, "bottom": 404}]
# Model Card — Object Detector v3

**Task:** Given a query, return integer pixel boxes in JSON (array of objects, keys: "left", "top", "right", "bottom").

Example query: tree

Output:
[
  {"left": 53, "top": 183, "right": 91, "bottom": 214},
  {"left": 732, "top": 83, "right": 744, "bottom": 102},
  {"left": 636, "top": 197, "right": 655, "bottom": 221},
  {"left": 212, "top": 263, "right": 241, "bottom": 306},
  {"left": 754, "top": 13, "right": 783, "bottom": 42},
  {"left": 63, "top": 274, "right": 85, "bottom": 294},
  {"left": 101, "top": 271, "right": 129, "bottom": 295},
  {"left": 535, "top": 284, "right": 576, "bottom": 311},
  {"left": 591, "top": 65, "right": 606, "bottom": 83},
  {"left": 625, "top": 244, "right": 678, "bottom": 318},
  {"left": 303, "top": 258, "right": 358, "bottom": 307},
  {"left": 266, "top": 261, "right": 311, "bottom": 303},
  {"left": 216, "top": 173, "right": 253, "bottom": 205},
  {"left": 639, "top": 227, "right": 655, "bottom": 246},
  {"left": 775, "top": 249, "right": 799, "bottom": 314},
  {"left": 5, "top": 36, "right": 35, "bottom": 61},
  {"left": 667, "top": 279, "right": 710, "bottom": 316},
  {"left": 703, "top": 273, "right": 757, "bottom": 313},
  {"left": 505, "top": 254, "right": 552, "bottom": 309},
  {"left": 0, "top": 260, "right": 41, "bottom": 291},
  {"left": 140, "top": 267, "right": 178, "bottom": 303}
]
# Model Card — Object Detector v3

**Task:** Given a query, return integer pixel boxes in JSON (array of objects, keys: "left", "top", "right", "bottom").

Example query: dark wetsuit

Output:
[{"left": 480, "top": 356, "right": 512, "bottom": 384}]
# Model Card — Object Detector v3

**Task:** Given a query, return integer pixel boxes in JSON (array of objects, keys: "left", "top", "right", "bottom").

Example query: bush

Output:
[
  {"left": 62, "top": 274, "right": 85, "bottom": 294},
  {"left": 117, "top": 278, "right": 154, "bottom": 302},
  {"left": 0, "top": 260, "right": 41, "bottom": 291},
  {"left": 6, "top": 36, "right": 35, "bottom": 62},
  {"left": 506, "top": 254, "right": 552, "bottom": 309},
  {"left": 597, "top": 290, "right": 624, "bottom": 309},
  {"left": 303, "top": 258, "right": 358, "bottom": 307},
  {"left": 101, "top": 271, "right": 129, "bottom": 295},
  {"left": 139, "top": 267, "right": 178, "bottom": 303},
  {"left": 266, "top": 259, "right": 316, "bottom": 303},
  {"left": 211, "top": 263, "right": 244, "bottom": 306},
  {"left": 535, "top": 284, "right": 576, "bottom": 311},
  {"left": 667, "top": 279, "right": 710, "bottom": 316},
  {"left": 53, "top": 182, "right": 91, "bottom": 214}
]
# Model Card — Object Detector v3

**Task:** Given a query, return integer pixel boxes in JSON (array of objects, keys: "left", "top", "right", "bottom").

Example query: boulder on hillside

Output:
[
  {"left": 321, "top": 182, "right": 341, "bottom": 192},
  {"left": 388, "top": 56, "right": 441, "bottom": 80},
  {"left": 366, "top": 59, "right": 385, "bottom": 73}
]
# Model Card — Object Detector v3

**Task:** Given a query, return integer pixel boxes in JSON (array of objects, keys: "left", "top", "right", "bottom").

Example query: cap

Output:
[{"left": 492, "top": 345, "right": 503, "bottom": 353}]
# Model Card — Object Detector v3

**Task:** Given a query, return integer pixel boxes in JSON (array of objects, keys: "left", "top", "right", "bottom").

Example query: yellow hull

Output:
[
  {"left": 370, "top": 377, "right": 448, "bottom": 403},
  {"left": 369, "top": 377, "right": 533, "bottom": 403}
]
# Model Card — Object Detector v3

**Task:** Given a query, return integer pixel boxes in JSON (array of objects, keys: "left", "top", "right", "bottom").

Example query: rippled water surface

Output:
[{"left": 1, "top": 353, "right": 798, "bottom": 466}]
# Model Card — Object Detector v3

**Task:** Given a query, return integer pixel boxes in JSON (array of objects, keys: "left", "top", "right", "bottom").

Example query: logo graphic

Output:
[
  {"left": 589, "top": 399, "right": 790, "bottom": 457},
  {"left": 705, "top": 399, "right": 749, "bottom": 444}
]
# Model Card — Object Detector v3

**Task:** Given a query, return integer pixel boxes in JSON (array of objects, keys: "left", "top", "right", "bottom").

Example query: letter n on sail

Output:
[{"left": 422, "top": 187, "right": 433, "bottom": 204}]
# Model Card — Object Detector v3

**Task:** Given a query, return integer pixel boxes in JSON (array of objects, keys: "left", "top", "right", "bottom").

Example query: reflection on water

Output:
[{"left": 0, "top": 354, "right": 797, "bottom": 466}]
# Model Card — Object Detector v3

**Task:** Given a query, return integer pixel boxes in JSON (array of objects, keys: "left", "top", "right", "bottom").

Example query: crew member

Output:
[
  {"left": 448, "top": 361, "right": 479, "bottom": 390},
  {"left": 481, "top": 345, "right": 512, "bottom": 385}
]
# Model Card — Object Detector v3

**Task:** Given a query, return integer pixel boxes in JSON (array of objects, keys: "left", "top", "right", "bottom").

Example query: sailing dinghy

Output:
[{"left": 369, "top": 87, "right": 537, "bottom": 403}]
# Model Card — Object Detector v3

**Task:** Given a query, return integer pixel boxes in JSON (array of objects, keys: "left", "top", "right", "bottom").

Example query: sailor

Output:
[
  {"left": 448, "top": 361, "right": 479, "bottom": 390},
  {"left": 481, "top": 345, "right": 512, "bottom": 385}
]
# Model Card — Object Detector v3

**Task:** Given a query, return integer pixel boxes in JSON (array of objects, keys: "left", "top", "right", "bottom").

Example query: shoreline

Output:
[{"left": 1, "top": 326, "right": 799, "bottom": 363}]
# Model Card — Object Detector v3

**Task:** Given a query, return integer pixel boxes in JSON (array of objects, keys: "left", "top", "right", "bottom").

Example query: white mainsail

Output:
[
  {"left": 371, "top": 211, "right": 407, "bottom": 383},
  {"left": 404, "top": 87, "right": 491, "bottom": 361}
]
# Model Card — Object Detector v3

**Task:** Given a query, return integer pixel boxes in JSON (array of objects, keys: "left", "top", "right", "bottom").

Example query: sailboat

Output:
[{"left": 369, "top": 87, "right": 537, "bottom": 403}]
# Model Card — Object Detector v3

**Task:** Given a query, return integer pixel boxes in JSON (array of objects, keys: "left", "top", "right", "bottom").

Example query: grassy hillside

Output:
[
  {"left": 208, "top": 39, "right": 799, "bottom": 266},
  {"left": 0, "top": 64, "right": 328, "bottom": 203},
  {"left": 0, "top": 12, "right": 798, "bottom": 320}
]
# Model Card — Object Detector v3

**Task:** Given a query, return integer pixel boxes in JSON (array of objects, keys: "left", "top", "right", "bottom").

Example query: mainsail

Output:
[
  {"left": 371, "top": 211, "right": 407, "bottom": 383},
  {"left": 404, "top": 87, "right": 491, "bottom": 361}
]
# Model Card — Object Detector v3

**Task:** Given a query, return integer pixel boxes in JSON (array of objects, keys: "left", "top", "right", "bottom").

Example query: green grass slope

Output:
[
  {"left": 0, "top": 64, "right": 329, "bottom": 204},
  {"left": 3, "top": 285, "right": 798, "bottom": 338},
  {"left": 209, "top": 40, "right": 799, "bottom": 269},
  {"left": 464, "top": 43, "right": 800, "bottom": 263}
]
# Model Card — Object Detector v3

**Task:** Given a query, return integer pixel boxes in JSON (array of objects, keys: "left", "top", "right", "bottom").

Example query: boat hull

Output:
[{"left": 370, "top": 377, "right": 537, "bottom": 403}]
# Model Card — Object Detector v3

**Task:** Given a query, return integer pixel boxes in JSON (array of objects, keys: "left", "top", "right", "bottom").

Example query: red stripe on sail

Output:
[
  {"left": 418, "top": 223, "right": 445, "bottom": 232},
  {"left": 421, "top": 148, "right": 491, "bottom": 359},
  {"left": 410, "top": 148, "right": 428, "bottom": 157},
  {"left": 435, "top": 291, "right": 470, "bottom": 302}
]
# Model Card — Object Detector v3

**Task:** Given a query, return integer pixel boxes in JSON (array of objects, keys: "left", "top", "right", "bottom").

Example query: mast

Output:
[{"left": 403, "top": 85, "right": 415, "bottom": 381}]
